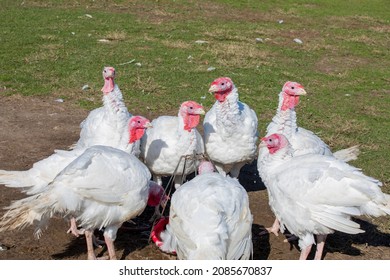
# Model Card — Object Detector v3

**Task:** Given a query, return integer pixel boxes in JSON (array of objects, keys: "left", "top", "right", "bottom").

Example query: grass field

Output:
[{"left": 1, "top": 1, "right": 389, "bottom": 202}]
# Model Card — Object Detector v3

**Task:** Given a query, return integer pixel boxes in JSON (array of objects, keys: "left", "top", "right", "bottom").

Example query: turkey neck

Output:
[
  {"left": 214, "top": 87, "right": 242, "bottom": 134},
  {"left": 102, "top": 84, "right": 128, "bottom": 116},
  {"left": 177, "top": 114, "right": 199, "bottom": 156},
  {"left": 268, "top": 92, "right": 298, "bottom": 137},
  {"left": 103, "top": 85, "right": 132, "bottom": 151},
  {"left": 258, "top": 143, "right": 293, "bottom": 182},
  {"left": 118, "top": 120, "right": 141, "bottom": 155},
  {"left": 119, "top": 134, "right": 136, "bottom": 154}
]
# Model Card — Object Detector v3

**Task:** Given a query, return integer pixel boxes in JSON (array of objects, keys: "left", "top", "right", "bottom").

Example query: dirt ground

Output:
[{"left": 0, "top": 94, "right": 389, "bottom": 260}]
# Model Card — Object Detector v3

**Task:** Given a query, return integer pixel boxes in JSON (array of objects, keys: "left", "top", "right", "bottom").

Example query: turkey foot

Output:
[
  {"left": 283, "top": 233, "right": 299, "bottom": 243},
  {"left": 259, "top": 218, "right": 280, "bottom": 236},
  {"left": 67, "top": 217, "right": 85, "bottom": 237}
]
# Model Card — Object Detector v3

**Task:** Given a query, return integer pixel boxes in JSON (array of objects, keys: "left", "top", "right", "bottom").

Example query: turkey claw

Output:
[
  {"left": 259, "top": 227, "right": 279, "bottom": 237},
  {"left": 283, "top": 234, "right": 298, "bottom": 243}
]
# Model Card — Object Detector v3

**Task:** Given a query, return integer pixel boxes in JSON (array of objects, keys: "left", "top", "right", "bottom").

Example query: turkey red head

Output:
[
  {"left": 281, "top": 81, "right": 306, "bottom": 111},
  {"left": 101, "top": 66, "right": 116, "bottom": 94},
  {"left": 150, "top": 216, "right": 170, "bottom": 250},
  {"left": 260, "top": 133, "right": 289, "bottom": 154},
  {"left": 179, "top": 101, "right": 205, "bottom": 132},
  {"left": 209, "top": 77, "right": 234, "bottom": 103},
  {"left": 128, "top": 115, "right": 152, "bottom": 144},
  {"left": 150, "top": 216, "right": 177, "bottom": 255},
  {"left": 147, "top": 181, "right": 169, "bottom": 208}
]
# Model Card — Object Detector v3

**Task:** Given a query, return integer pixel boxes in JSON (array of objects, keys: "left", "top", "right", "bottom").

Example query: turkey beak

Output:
[
  {"left": 144, "top": 122, "right": 153, "bottom": 129},
  {"left": 296, "top": 87, "right": 307, "bottom": 96},
  {"left": 259, "top": 138, "right": 267, "bottom": 148},
  {"left": 195, "top": 108, "right": 206, "bottom": 115},
  {"left": 259, "top": 142, "right": 267, "bottom": 149},
  {"left": 208, "top": 85, "right": 218, "bottom": 93}
]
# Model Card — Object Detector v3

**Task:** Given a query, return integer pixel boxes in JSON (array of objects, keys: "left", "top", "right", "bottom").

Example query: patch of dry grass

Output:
[
  {"left": 314, "top": 55, "right": 370, "bottom": 76},
  {"left": 369, "top": 25, "right": 390, "bottom": 33},
  {"left": 40, "top": 34, "right": 57, "bottom": 41},
  {"left": 131, "top": 75, "right": 164, "bottom": 96},
  {"left": 206, "top": 41, "right": 272, "bottom": 68},
  {"left": 311, "top": 116, "right": 369, "bottom": 148},
  {"left": 161, "top": 39, "right": 193, "bottom": 50},
  {"left": 103, "top": 30, "right": 127, "bottom": 41},
  {"left": 24, "top": 44, "right": 62, "bottom": 63}
]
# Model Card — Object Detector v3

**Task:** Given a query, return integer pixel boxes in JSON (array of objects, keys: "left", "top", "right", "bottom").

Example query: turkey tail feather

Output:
[
  {"left": 0, "top": 170, "right": 33, "bottom": 189},
  {"left": 0, "top": 193, "right": 56, "bottom": 238},
  {"left": 333, "top": 145, "right": 360, "bottom": 162}
]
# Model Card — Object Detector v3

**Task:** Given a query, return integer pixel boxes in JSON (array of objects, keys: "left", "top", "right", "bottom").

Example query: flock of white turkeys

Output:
[{"left": 0, "top": 67, "right": 389, "bottom": 260}]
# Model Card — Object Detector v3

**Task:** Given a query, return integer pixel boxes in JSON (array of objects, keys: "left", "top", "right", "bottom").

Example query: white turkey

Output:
[
  {"left": 0, "top": 115, "right": 152, "bottom": 196},
  {"left": 259, "top": 81, "right": 359, "bottom": 161},
  {"left": 258, "top": 133, "right": 390, "bottom": 260},
  {"left": 140, "top": 101, "right": 205, "bottom": 188},
  {"left": 74, "top": 66, "right": 132, "bottom": 151},
  {"left": 151, "top": 161, "right": 253, "bottom": 260},
  {"left": 258, "top": 81, "right": 360, "bottom": 236},
  {"left": 0, "top": 145, "right": 166, "bottom": 260},
  {"left": 203, "top": 77, "right": 259, "bottom": 177}
]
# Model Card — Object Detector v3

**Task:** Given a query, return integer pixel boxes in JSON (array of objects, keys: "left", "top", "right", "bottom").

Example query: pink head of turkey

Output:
[
  {"left": 280, "top": 81, "right": 307, "bottom": 111},
  {"left": 179, "top": 101, "right": 205, "bottom": 132},
  {"left": 208, "top": 77, "right": 234, "bottom": 103},
  {"left": 147, "top": 181, "right": 169, "bottom": 208},
  {"left": 198, "top": 160, "right": 215, "bottom": 175},
  {"left": 128, "top": 115, "right": 152, "bottom": 144},
  {"left": 150, "top": 216, "right": 172, "bottom": 252},
  {"left": 101, "top": 66, "right": 116, "bottom": 94},
  {"left": 260, "top": 133, "right": 289, "bottom": 154}
]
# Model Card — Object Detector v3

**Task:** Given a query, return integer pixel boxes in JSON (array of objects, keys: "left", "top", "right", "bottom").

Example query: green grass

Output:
[{"left": 1, "top": 0, "right": 389, "bottom": 195}]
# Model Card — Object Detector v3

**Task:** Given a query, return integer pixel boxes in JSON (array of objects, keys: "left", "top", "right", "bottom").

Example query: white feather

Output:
[
  {"left": 0, "top": 73, "right": 142, "bottom": 194},
  {"left": 203, "top": 85, "right": 259, "bottom": 177},
  {"left": 258, "top": 135, "right": 389, "bottom": 251},
  {"left": 160, "top": 172, "right": 253, "bottom": 260},
  {"left": 140, "top": 102, "right": 204, "bottom": 186},
  {"left": 75, "top": 84, "right": 131, "bottom": 151},
  {"left": 0, "top": 145, "right": 151, "bottom": 241},
  {"left": 259, "top": 89, "right": 360, "bottom": 162}
]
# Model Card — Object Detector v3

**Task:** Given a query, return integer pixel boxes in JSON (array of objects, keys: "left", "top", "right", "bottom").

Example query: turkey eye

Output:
[
  {"left": 189, "top": 106, "right": 193, "bottom": 109},
  {"left": 221, "top": 83, "right": 225, "bottom": 86},
  {"left": 137, "top": 120, "right": 141, "bottom": 123},
  {"left": 291, "top": 86, "right": 295, "bottom": 89}
]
